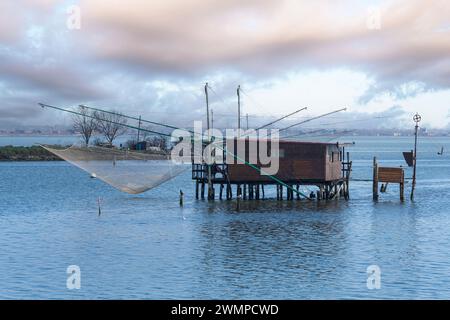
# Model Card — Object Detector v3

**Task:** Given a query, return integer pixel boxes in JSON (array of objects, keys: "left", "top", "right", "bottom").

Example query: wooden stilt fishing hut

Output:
[{"left": 192, "top": 139, "right": 353, "bottom": 201}]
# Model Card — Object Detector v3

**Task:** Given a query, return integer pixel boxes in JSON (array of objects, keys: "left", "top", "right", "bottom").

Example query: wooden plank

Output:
[{"left": 378, "top": 167, "right": 404, "bottom": 183}]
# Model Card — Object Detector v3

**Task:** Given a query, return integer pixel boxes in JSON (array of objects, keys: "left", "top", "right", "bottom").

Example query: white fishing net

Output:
[{"left": 41, "top": 144, "right": 188, "bottom": 194}]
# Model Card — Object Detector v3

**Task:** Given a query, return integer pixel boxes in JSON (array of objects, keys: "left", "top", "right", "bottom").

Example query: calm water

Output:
[{"left": 1, "top": 136, "right": 450, "bottom": 299}]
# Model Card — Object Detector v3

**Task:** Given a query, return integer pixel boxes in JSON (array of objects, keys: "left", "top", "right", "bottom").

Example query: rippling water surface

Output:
[{"left": 1, "top": 136, "right": 450, "bottom": 299}]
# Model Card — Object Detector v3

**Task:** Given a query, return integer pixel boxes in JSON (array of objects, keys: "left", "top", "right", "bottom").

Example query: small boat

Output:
[
  {"left": 438, "top": 146, "right": 444, "bottom": 155},
  {"left": 90, "top": 173, "right": 97, "bottom": 179}
]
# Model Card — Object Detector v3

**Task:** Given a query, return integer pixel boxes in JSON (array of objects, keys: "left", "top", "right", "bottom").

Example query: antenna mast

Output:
[{"left": 237, "top": 85, "right": 241, "bottom": 133}]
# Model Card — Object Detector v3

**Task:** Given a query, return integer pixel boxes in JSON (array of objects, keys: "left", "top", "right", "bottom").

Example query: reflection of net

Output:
[{"left": 42, "top": 145, "right": 187, "bottom": 194}]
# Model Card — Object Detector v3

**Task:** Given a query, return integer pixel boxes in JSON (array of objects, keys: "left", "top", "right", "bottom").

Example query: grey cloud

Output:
[
  {"left": 75, "top": 0, "right": 450, "bottom": 101},
  {"left": 0, "top": 0, "right": 449, "bottom": 129}
]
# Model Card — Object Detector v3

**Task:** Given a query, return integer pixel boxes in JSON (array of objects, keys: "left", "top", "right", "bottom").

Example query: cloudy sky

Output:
[{"left": 1, "top": 0, "right": 450, "bottom": 131}]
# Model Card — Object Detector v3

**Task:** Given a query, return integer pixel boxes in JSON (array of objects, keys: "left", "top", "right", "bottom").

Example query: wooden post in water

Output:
[
  {"left": 373, "top": 157, "right": 379, "bottom": 201},
  {"left": 400, "top": 173, "right": 405, "bottom": 202},
  {"left": 201, "top": 181, "right": 205, "bottom": 200},
  {"left": 179, "top": 190, "right": 184, "bottom": 206},
  {"left": 195, "top": 180, "right": 199, "bottom": 199},
  {"left": 346, "top": 151, "right": 351, "bottom": 200},
  {"left": 411, "top": 113, "right": 421, "bottom": 201}
]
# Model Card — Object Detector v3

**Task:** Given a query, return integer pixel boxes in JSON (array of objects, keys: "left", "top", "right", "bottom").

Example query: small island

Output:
[{"left": 0, "top": 145, "right": 63, "bottom": 161}]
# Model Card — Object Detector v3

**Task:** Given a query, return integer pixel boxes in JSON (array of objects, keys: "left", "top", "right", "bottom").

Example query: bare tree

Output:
[
  {"left": 146, "top": 135, "right": 168, "bottom": 152},
  {"left": 72, "top": 106, "right": 97, "bottom": 146},
  {"left": 94, "top": 110, "right": 128, "bottom": 146}
]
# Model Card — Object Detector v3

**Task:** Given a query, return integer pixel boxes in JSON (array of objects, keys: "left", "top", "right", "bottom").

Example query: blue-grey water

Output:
[{"left": 1, "top": 136, "right": 450, "bottom": 299}]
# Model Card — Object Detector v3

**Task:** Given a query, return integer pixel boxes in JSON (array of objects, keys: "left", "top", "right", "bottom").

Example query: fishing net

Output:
[{"left": 41, "top": 144, "right": 188, "bottom": 194}]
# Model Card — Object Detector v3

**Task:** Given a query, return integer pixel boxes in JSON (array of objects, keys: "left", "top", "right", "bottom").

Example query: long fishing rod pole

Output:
[
  {"left": 282, "top": 128, "right": 329, "bottom": 139},
  {"left": 305, "top": 116, "right": 389, "bottom": 127},
  {"left": 255, "top": 107, "right": 308, "bottom": 130},
  {"left": 279, "top": 107, "right": 347, "bottom": 133},
  {"left": 286, "top": 130, "right": 352, "bottom": 141},
  {"left": 39, "top": 102, "right": 311, "bottom": 199},
  {"left": 79, "top": 104, "right": 191, "bottom": 133},
  {"left": 39, "top": 103, "right": 173, "bottom": 138}
]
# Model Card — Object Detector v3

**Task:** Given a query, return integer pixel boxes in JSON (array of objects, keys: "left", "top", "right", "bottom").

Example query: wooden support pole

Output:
[
  {"left": 201, "top": 181, "right": 205, "bottom": 199},
  {"left": 262, "top": 185, "right": 265, "bottom": 199},
  {"left": 400, "top": 181, "right": 404, "bottom": 202},
  {"left": 219, "top": 184, "right": 223, "bottom": 200},
  {"left": 195, "top": 180, "right": 199, "bottom": 200},
  {"left": 400, "top": 169, "right": 405, "bottom": 202},
  {"left": 373, "top": 157, "right": 379, "bottom": 201}
]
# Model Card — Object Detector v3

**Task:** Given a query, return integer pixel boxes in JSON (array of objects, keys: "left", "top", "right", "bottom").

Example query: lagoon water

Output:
[{"left": 1, "top": 136, "right": 450, "bottom": 299}]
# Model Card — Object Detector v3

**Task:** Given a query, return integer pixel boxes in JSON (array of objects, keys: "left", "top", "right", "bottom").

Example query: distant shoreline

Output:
[{"left": 0, "top": 146, "right": 62, "bottom": 161}]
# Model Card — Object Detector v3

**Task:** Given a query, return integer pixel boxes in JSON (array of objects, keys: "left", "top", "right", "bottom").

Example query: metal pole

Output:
[
  {"left": 411, "top": 113, "right": 421, "bottom": 200},
  {"left": 237, "top": 85, "right": 241, "bottom": 133},
  {"left": 137, "top": 115, "right": 141, "bottom": 142},
  {"left": 205, "top": 83, "right": 210, "bottom": 132},
  {"left": 211, "top": 109, "right": 214, "bottom": 129},
  {"left": 279, "top": 107, "right": 347, "bottom": 133},
  {"left": 246, "top": 113, "right": 249, "bottom": 130},
  {"left": 205, "top": 83, "right": 213, "bottom": 200}
]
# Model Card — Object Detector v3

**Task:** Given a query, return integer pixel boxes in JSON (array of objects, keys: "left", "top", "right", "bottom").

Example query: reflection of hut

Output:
[{"left": 192, "top": 139, "right": 352, "bottom": 201}]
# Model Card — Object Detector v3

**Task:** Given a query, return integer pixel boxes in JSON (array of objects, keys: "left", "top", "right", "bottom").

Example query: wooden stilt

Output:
[
  {"left": 201, "top": 181, "right": 205, "bottom": 199},
  {"left": 373, "top": 157, "right": 379, "bottom": 201},
  {"left": 400, "top": 181, "right": 404, "bottom": 202},
  {"left": 195, "top": 180, "right": 199, "bottom": 200}
]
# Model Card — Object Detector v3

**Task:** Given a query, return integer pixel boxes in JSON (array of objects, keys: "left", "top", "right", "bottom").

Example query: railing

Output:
[{"left": 192, "top": 163, "right": 228, "bottom": 181}]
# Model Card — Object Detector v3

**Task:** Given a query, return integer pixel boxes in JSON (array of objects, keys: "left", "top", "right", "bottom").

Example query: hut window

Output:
[{"left": 279, "top": 149, "right": 285, "bottom": 158}]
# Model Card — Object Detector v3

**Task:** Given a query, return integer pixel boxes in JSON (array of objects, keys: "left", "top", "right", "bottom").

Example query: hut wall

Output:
[{"left": 226, "top": 140, "right": 341, "bottom": 182}]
